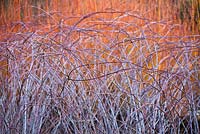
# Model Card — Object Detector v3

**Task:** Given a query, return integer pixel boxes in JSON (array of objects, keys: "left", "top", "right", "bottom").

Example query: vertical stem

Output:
[{"left": 23, "top": 80, "right": 28, "bottom": 134}]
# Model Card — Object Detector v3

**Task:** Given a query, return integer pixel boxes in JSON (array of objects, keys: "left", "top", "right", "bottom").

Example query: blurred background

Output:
[{"left": 0, "top": 0, "right": 199, "bottom": 34}]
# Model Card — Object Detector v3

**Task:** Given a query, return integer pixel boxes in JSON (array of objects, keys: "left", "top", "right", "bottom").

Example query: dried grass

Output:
[{"left": 0, "top": 11, "right": 199, "bottom": 134}]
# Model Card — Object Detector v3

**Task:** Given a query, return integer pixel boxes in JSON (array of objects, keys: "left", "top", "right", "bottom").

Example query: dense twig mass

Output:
[{"left": 0, "top": 10, "right": 199, "bottom": 134}]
